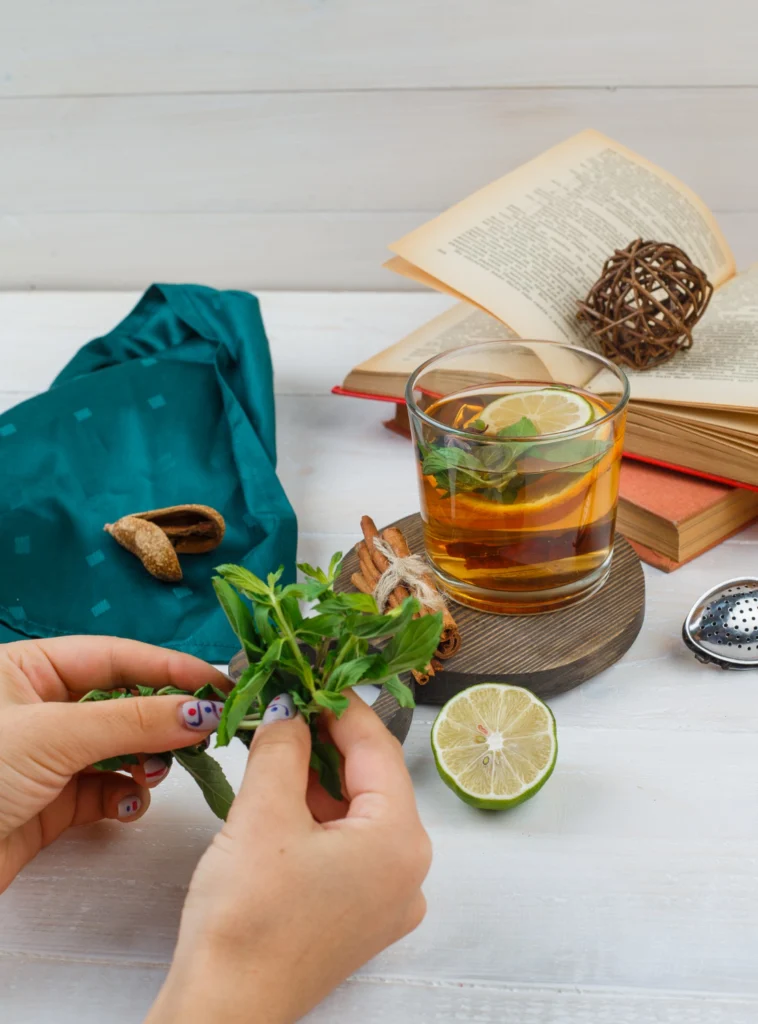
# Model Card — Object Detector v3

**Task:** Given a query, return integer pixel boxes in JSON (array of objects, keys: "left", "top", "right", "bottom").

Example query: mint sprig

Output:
[
  {"left": 212, "top": 555, "right": 442, "bottom": 799},
  {"left": 78, "top": 682, "right": 236, "bottom": 820},
  {"left": 420, "top": 414, "right": 611, "bottom": 503},
  {"left": 78, "top": 553, "right": 442, "bottom": 815}
]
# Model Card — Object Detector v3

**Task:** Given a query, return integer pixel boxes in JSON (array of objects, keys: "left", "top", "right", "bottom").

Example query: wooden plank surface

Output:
[
  {"left": 2, "top": 88, "right": 758, "bottom": 289},
  {"left": 0, "top": 209, "right": 755, "bottom": 291},
  {"left": 2, "top": 0, "right": 757, "bottom": 93},
  {"left": 4, "top": 718, "right": 758, "bottom": 986},
  {"left": 2, "top": 291, "right": 758, "bottom": 1023},
  {"left": 2, "top": 2, "right": 757, "bottom": 291},
  {"left": 4, "top": 958, "right": 758, "bottom": 1024},
  {"left": 3, "top": 90, "right": 758, "bottom": 215}
]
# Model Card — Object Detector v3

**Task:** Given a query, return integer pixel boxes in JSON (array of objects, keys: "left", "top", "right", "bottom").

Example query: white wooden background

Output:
[
  {"left": 1, "top": 0, "right": 758, "bottom": 289},
  {"left": 3, "top": 292, "right": 758, "bottom": 1023}
]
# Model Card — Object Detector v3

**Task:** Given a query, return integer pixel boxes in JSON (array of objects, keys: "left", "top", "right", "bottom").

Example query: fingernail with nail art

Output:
[
  {"left": 143, "top": 756, "right": 170, "bottom": 784},
  {"left": 263, "top": 694, "right": 296, "bottom": 724},
  {"left": 180, "top": 700, "right": 224, "bottom": 730},
  {"left": 118, "top": 796, "right": 142, "bottom": 818}
]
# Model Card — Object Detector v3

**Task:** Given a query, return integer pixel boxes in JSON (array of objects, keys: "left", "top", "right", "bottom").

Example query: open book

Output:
[{"left": 337, "top": 130, "right": 758, "bottom": 489}]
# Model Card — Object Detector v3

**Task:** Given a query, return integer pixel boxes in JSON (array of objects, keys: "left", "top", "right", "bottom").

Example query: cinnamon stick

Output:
[
  {"left": 354, "top": 514, "right": 463, "bottom": 686},
  {"left": 355, "top": 544, "right": 401, "bottom": 609},
  {"left": 360, "top": 516, "right": 390, "bottom": 572},
  {"left": 355, "top": 572, "right": 429, "bottom": 684},
  {"left": 380, "top": 526, "right": 462, "bottom": 659},
  {"left": 360, "top": 516, "right": 410, "bottom": 606},
  {"left": 412, "top": 658, "right": 445, "bottom": 686},
  {"left": 351, "top": 572, "right": 374, "bottom": 597},
  {"left": 357, "top": 541, "right": 381, "bottom": 587}
]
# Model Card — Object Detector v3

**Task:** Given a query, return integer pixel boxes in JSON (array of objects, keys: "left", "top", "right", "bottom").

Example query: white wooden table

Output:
[{"left": 2, "top": 292, "right": 758, "bottom": 1023}]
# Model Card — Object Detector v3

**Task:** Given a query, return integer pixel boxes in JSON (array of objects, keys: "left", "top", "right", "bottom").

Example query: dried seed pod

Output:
[
  {"left": 131, "top": 504, "right": 225, "bottom": 553},
  {"left": 104, "top": 516, "right": 183, "bottom": 582}
]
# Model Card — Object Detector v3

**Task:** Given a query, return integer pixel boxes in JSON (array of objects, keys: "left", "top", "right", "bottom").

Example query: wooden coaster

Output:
[{"left": 337, "top": 512, "right": 646, "bottom": 705}]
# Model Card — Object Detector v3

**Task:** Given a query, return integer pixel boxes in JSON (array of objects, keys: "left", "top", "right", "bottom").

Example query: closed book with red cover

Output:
[{"left": 617, "top": 461, "right": 758, "bottom": 570}]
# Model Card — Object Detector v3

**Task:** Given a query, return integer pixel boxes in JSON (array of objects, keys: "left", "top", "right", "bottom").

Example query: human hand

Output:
[
  {"left": 148, "top": 691, "right": 432, "bottom": 1024},
  {"left": 0, "top": 636, "right": 228, "bottom": 892}
]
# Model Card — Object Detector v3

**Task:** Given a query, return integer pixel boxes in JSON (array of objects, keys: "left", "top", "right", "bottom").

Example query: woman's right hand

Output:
[{"left": 147, "top": 691, "right": 432, "bottom": 1024}]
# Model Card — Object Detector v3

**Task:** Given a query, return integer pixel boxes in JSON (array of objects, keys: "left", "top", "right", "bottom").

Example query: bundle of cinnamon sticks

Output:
[{"left": 351, "top": 515, "right": 461, "bottom": 684}]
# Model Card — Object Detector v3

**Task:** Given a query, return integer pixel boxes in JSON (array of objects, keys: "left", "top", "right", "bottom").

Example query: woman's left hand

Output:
[{"left": 0, "top": 636, "right": 228, "bottom": 892}]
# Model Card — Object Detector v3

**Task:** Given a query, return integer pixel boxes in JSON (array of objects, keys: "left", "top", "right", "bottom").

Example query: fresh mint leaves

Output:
[
  {"left": 172, "top": 747, "right": 236, "bottom": 820},
  {"left": 497, "top": 416, "right": 537, "bottom": 438},
  {"left": 419, "top": 416, "right": 612, "bottom": 503},
  {"left": 212, "top": 556, "right": 443, "bottom": 802},
  {"left": 79, "top": 682, "right": 235, "bottom": 818},
  {"left": 92, "top": 753, "right": 140, "bottom": 771},
  {"left": 78, "top": 554, "right": 442, "bottom": 818}
]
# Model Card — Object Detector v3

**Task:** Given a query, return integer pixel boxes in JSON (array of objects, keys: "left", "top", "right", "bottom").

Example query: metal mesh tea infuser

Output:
[{"left": 683, "top": 578, "right": 758, "bottom": 669}]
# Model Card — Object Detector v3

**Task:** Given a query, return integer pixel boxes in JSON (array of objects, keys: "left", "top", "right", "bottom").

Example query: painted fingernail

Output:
[
  {"left": 262, "top": 694, "right": 296, "bottom": 724},
  {"left": 143, "top": 756, "right": 170, "bottom": 784},
  {"left": 118, "top": 796, "right": 142, "bottom": 819},
  {"left": 180, "top": 700, "right": 224, "bottom": 730}
]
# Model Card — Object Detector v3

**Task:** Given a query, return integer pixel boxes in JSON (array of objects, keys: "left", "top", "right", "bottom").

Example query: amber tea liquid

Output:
[{"left": 416, "top": 382, "right": 625, "bottom": 614}]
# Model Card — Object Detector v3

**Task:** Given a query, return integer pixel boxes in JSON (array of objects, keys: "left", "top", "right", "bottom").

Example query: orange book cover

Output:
[
  {"left": 618, "top": 460, "right": 737, "bottom": 524},
  {"left": 618, "top": 461, "right": 758, "bottom": 570}
]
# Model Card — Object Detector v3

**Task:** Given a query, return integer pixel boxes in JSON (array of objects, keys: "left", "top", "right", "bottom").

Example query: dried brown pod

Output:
[
  {"left": 104, "top": 516, "right": 183, "bottom": 582},
  {"left": 576, "top": 239, "right": 713, "bottom": 370},
  {"left": 131, "top": 504, "right": 225, "bottom": 553}
]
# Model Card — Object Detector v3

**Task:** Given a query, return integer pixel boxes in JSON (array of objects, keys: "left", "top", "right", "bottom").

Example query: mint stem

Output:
[
  {"left": 269, "top": 588, "right": 316, "bottom": 694},
  {"left": 324, "top": 635, "right": 356, "bottom": 686}
]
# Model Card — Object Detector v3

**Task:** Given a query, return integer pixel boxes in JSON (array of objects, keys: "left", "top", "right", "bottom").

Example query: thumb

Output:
[
  {"left": 21, "top": 695, "right": 226, "bottom": 775},
  {"left": 231, "top": 694, "right": 312, "bottom": 829}
]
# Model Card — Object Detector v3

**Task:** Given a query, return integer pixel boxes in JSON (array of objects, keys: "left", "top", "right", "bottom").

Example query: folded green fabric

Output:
[{"left": 0, "top": 284, "right": 297, "bottom": 663}]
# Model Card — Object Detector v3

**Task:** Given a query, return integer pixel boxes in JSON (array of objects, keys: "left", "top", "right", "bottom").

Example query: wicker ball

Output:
[{"left": 576, "top": 239, "right": 713, "bottom": 370}]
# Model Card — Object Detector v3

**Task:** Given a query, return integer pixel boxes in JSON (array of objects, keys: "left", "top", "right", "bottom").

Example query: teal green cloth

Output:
[{"left": 0, "top": 284, "right": 297, "bottom": 662}]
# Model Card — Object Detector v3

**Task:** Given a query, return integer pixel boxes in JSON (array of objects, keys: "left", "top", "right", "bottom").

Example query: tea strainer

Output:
[{"left": 683, "top": 578, "right": 758, "bottom": 669}]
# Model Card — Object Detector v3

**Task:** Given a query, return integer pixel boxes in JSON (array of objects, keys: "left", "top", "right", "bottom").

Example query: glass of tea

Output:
[{"left": 406, "top": 340, "right": 629, "bottom": 614}]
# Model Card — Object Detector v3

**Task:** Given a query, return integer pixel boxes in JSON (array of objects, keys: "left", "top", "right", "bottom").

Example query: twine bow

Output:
[{"left": 371, "top": 537, "right": 447, "bottom": 614}]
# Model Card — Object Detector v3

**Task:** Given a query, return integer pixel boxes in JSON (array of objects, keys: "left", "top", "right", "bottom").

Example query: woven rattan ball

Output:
[{"left": 576, "top": 239, "right": 713, "bottom": 370}]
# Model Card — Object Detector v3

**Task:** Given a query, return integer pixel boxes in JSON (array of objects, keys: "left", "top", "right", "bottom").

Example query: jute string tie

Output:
[{"left": 371, "top": 537, "right": 446, "bottom": 614}]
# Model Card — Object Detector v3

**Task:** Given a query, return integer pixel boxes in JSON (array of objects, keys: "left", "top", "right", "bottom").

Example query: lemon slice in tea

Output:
[
  {"left": 479, "top": 386, "right": 594, "bottom": 436},
  {"left": 431, "top": 683, "right": 557, "bottom": 810}
]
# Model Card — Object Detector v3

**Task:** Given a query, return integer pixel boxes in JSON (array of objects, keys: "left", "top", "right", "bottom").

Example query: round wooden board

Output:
[{"left": 337, "top": 513, "right": 646, "bottom": 705}]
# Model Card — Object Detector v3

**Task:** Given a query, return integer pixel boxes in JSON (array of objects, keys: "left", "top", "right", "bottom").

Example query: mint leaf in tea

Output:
[{"left": 414, "top": 383, "right": 624, "bottom": 614}]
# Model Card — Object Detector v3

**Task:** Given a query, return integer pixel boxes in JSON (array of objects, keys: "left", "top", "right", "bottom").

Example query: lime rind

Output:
[
  {"left": 480, "top": 387, "right": 594, "bottom": 436},
  {"left": 431, "top": 683, "right": 558, "bottom": 811}
]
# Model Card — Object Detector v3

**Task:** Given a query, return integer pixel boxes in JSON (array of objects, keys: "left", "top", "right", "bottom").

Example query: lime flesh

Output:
[
  {"left": 480, "top": 387, "right": 594, "bottom": 436},
  {"left": 431, "top": 683, "right": 557, "bottom": 810}
]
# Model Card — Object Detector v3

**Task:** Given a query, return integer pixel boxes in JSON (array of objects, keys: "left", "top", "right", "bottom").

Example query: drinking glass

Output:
[{"left": 406, "top": 340, "right": 629, "bottom": 614}]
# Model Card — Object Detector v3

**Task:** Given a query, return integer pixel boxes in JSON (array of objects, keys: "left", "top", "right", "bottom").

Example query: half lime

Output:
[{"left": 431, "top": 683, "right": 557, "bottom": 810}]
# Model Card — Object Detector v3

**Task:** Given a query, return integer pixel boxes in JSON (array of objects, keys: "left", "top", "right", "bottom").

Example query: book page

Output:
[
  {"left": 634, "top": 401, "right": 758, "bottom": 438},
  {"left": 349, "top": 264, "right": 758, "bottom": 415},
  {"left": 352, "top": 301, "right": 518, "bottom": 376},
  {"left": 627, "top": 264, "right": 758, "bottom": 409},
  {"left": 347, "top": 301, "right": 617, "bottom": 403},
  {"left": 625, "top": 417, "right": 758, "bottom": 487},
  {"left": 630, "top": 407, "right": 758, "bottom": 454},
  {"left": 389, "top": 130, "right": 735, "bottom": 343},
  {"left": 383, "top": 257, "right": 481, "bottom": 306}
]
